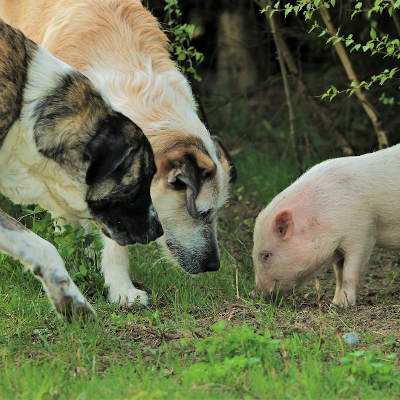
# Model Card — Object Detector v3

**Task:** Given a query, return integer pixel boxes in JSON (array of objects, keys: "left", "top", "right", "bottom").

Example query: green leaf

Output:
[{"left": 284, "top": 3, "right": 293, "bottom": 17}]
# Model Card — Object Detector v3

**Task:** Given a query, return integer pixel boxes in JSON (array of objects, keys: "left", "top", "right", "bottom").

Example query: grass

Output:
[{"left": 1, "top": 144, "right": 400, "bottom": 399}]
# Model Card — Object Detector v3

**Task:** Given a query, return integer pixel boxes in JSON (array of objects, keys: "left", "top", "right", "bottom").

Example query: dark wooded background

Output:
[{"left": 145, "top": 0, "right": 400, "bottom": 161}]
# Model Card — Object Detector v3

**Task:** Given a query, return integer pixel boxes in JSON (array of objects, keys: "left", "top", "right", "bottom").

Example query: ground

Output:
[{"left": 1, "top": 145, "right": 400, "bottom": 399}]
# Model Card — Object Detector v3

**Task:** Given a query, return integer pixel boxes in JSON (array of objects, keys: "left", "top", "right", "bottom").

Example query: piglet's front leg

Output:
[
  {"left": 332, "top": 260, "right": 356, "bottom": 307},
  {"left": 332, "top": 240, "right": 375, "bottom": 308},
  {"left": 0, "top": 210, "right": 95, "bottom": 320}
]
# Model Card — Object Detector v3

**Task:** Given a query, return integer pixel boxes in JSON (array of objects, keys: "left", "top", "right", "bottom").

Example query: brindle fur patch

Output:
[
  {"left": 0, "top": 21, "right": 37, "bottom": 148},
  {"left": 0, "top": 210, "right": 26, "bottom": 231},
  {"left": 33, "top": 71, "right": 109, "bottom": 166}
]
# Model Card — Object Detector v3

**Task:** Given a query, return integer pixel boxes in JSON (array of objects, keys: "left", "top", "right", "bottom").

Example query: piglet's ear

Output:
[{"left": 274, "top": 210, "right": 293, "bottom": 240}]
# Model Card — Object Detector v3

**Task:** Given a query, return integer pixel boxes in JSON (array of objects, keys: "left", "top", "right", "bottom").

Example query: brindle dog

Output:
[
  {"left": 0, "top": 0, "right": 237, "bottom": 307},
  {"left": 0, "top": 20, "right": 162, "bottom": 319}
]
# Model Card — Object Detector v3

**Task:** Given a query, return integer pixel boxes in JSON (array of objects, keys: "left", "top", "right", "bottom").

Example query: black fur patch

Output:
[
  {"left": 85, "top": 112, "right": 141, "bottom": 185},
  {"left": 0, "top": 21, "right": 36, "bottom": 149}
]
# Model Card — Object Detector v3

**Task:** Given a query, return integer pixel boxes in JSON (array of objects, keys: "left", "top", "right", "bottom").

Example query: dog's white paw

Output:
[
  {"left": 46, "top": 272, "right": 95, "bottom": 320},
  {"left": 108, "top": 286, "right": 149, "bottom": 307}
]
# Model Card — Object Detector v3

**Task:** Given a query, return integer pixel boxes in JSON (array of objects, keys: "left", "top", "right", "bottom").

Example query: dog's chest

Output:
[{"left": 0, "top": 122, "right": 89, "bottom": 222}]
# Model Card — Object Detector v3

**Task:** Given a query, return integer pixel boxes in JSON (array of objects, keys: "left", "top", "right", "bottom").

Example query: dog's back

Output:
[{"left": 0, "top": 0, "right": 175, "bottom": 73}]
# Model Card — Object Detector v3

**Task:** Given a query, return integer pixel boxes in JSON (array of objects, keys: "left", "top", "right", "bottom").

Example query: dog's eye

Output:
[
  {"left": 199, "top": 209, "right": 212, "bottom": 221},
  {"left": 259, "top": 251, "right": 272, "bottom": 264},
  {"left": 170, "top": 180, "right": 186, "bottom": 191},
  {"left": 201, "top": 169, "right": 214, "bottom": 180}
]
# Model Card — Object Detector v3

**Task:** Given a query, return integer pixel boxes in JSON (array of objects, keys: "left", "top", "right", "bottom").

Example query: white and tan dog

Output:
[
  {"left": 0, "top": 19, "right": 162, "bottom": 318},
  {"left": 0, "top": 0, "right": 237, "bottom": 306}
]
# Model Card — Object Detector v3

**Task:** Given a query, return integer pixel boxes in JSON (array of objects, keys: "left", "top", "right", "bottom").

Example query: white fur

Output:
[
  {"left": 23, "top": 46, "right": 72, "bottom": 118},
  {"left": 101, "top": 236, "right": 148, "bottom": 306}
]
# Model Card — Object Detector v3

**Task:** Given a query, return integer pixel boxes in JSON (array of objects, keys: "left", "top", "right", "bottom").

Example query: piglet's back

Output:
[{"left": 258, "top": 144, "right": 400, "bottom": 230}]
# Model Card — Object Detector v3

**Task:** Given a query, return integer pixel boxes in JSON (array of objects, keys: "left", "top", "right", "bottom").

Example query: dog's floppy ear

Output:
[
  {"left": 85, "top": 123, "right": 135, "bottom": 186},
  {"left": 168, "top": 155, "right": 201, "bottom": 218},
  {"left": 211, "top": 136, "right": 237, "bottom": 183}
]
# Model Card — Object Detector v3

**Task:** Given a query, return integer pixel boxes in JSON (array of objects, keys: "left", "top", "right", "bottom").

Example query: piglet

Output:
[{"left": 253, "top": 144, "right": 400, "bottom": 307}]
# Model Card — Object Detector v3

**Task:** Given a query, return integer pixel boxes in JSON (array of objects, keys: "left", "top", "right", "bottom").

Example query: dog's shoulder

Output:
[{"left": 0, "top": 20, "right": 37, "bottom": 148}]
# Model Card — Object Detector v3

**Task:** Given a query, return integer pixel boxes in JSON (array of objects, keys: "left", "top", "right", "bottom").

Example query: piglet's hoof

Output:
[
  {"left": 249, "top": 290, "right": 257, "bottom": 299},
  {"left": 332, "top": 290, "right": 356, "bottom": 308}
]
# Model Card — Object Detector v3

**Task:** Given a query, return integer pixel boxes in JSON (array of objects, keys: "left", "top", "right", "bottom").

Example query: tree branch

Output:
[{"left": 319, "top": 5, "right": 389, "bottom": 149}]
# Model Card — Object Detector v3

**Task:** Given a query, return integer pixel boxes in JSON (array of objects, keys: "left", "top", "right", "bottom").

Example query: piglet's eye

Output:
[{"left": 259, "top": 251, "right": 272, "bottom": 264}]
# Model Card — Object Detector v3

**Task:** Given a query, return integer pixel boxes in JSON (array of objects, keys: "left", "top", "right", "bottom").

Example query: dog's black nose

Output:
[
  {"left": 153, "top": 219, "right": 164, "bottom": 238},
  {"left": 147, "top": 206, "right": 163, "bottom": 241}
]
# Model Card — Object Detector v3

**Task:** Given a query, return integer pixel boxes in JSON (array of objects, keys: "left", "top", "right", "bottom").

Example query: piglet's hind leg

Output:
[{"left": 0, "top": 210, "right": 95, "bottom": 320}]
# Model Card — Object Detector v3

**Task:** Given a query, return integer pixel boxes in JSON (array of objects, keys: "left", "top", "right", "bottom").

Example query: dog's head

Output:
[
  {"left": 84, "top": 111, "right": 163, "bottom": 245},
  {"left": 32, "top": 72, "right": 163, "bottom": 245},
  {"left": 150, "top": 133, "right": 236, "bottom": 274}
]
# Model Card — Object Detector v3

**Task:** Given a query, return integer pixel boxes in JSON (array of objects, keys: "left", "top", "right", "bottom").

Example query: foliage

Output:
[
  {"left": 262, "top": 0, "right": 400, "bottom": 103},
  {"left": 164, "top": 0, "right": 204, "bottom": 81},
  {"left": 341, "top": 350, "right": 399, "bottom": 388}
]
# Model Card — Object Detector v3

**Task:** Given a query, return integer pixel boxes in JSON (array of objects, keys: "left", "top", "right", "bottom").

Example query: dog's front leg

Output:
[
  {"left": 0, "top": 210, "right": 95, "bottom": 319},
  {"left": 101, "top": 235, "right": 149, "bottom": 306}
]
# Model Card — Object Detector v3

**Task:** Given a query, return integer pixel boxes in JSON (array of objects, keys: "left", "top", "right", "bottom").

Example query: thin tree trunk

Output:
[
  {"left": 216, "top": 3, "right": 258, "bottom": 93},
  {"left": 256, "top": 0, "right": 353, "bottom": 156},
  {"left": 319, "top": 5, "right": 389, "bottom": 149},
  {"left": 265, "top": 3, "right": 300, "bottom": 167},
  {"left": 271, "top": 9, "right": 353, "bottom": 156},
  {"left": 390, "top": 1, "right": 400, "bottom": 36}
]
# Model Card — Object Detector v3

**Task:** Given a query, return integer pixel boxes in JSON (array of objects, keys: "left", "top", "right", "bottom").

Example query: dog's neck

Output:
[
  {"left": 84, "top": 64, "right": 217, "bottom": 156},
  {"left": 0, "top": 121, "right": 90, "bottom": 224},
  {"left": 0, "top": 46, "right": 90, "bottom": 223},
  {"left": 84, "top": 64, "right": 196, "bottom": 129}
]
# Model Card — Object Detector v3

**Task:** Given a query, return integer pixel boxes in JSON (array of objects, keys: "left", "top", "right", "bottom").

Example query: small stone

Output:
[{"left": 342, "top": 332, "right": 360, "bottom": 346}]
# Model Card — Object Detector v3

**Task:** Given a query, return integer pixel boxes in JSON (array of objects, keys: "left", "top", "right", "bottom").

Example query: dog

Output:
[
  {"left": 0, "top": 19, "right": 162, "bottom": 318},
  {"left": 0, "top": 0, "right": 237, "bottom": 307}
]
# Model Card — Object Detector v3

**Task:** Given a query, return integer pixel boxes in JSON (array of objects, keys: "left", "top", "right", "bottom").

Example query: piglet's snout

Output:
[{"left": 254, "top": 278, "right": 276, "bottom": 295}]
